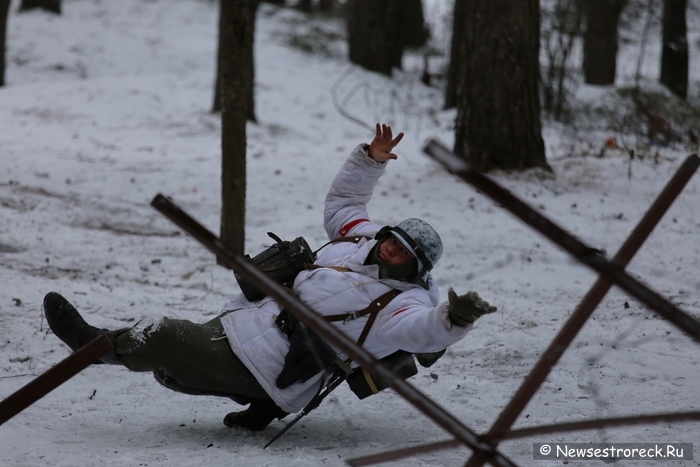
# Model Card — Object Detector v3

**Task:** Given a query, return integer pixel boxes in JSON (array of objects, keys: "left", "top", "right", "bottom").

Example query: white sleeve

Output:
[
  {"left": 372, "top": 298, "right": 473, "bottom": 354},
  {"left": 323, "top": 144, "right": 387, "bottom": 239}
]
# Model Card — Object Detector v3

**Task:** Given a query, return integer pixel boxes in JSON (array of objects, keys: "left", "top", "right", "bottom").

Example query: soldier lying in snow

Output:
[{"left": 43, "top": 123, "right": 497, "bottom": 432}]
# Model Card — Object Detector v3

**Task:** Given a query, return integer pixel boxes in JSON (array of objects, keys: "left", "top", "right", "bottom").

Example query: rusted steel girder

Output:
[
  {"left": 422, "top": 141, "right": 700, "bottom": 341},
  {"left": 346, "top": 410, "right": 700, "bottom": 466},
  {"left": 422, "top": 141, "right": 700, "bottom": 467},
  {"left": 0, "top": 335, "right": 113, "bottom": 426},
  {"left": 151, "top": 194, "right": 518, "bottom": 467},
  {"left": 464, "top": 152, "right": 700, "bottom": 467},
  {"left": 347, "top": 148, "right": 699, "bottom": 467}
]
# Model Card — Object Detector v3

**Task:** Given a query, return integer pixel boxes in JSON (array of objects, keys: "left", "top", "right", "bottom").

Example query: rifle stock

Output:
[{"left": 264, "top": 371, "right": 346, "bottom": 449}]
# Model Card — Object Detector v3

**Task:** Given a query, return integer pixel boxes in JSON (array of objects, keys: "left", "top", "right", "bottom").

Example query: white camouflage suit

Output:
[{"left": 220, "top": 144, "right": 472, "bottom": 414}]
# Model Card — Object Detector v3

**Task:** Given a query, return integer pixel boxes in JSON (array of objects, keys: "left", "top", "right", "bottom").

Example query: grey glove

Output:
[{"left": 446, "top": 289, "right": 497, "bottom": 326}]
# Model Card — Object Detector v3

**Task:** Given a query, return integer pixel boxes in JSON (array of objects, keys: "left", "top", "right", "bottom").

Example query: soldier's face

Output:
[{"left": 377, "top": 236, "right": 415, "bottom": 265}]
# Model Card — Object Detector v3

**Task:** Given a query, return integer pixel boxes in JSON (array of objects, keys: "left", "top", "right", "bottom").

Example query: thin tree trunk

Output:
[
  {"left": 660, "top": 0, "right": 688, "bottom": 98},
  {"left": 319, "top": 0, "right": 335, "bottom": 12},
  {"left": 297, "top": 0, "right": 312, "bottom": 13},
  {"left": 213, "top": 0, "right": 257, "bottom": 122},
  {"left": 220, "top": 0, "right": 255, "bottom": 257},
  {"left": 0, "top": 0, "right": 10, "bottom": 87},
  {"left": 583, "top": 0, "right": 627, "bottom": 85},
  {"left": 401, "top": 0, "right": 428, "bottom": 49},
  {"left": 444, "top": 0, "right": 466, "bottom": 109},
  {"left": 346, "top": 0, "right": 402, "bottom": 76}
]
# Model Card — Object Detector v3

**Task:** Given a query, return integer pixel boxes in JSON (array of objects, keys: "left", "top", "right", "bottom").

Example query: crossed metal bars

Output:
[
  {"left": 2, "top": 144, "right": 698, "bottom": 467},
  {"left": 346, "top": 143, "right": 700, "bottom": 466}
]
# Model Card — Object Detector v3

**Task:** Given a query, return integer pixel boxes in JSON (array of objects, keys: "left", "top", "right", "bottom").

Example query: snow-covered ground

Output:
[{"left": 1, "top": 1, "right": 699, "bottom": 466}]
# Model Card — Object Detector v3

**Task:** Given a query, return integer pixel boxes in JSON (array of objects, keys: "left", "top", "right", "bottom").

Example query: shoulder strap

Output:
[
  {"left": 313, "top": 235, "right": 372, "bottom": 255},
  {"left": 330, "top": 289, "right": 401, "bottom": 370},
  {"left": 354, "top": 289, "right": 401, "bottom": 347},
  {"left": 324, "top": 289, "right": 401, "bottom": 324}
]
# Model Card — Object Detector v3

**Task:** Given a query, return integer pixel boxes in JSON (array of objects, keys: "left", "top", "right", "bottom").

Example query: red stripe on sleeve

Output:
[
  {"left": 338, "top": 218, "right": 370, "bottom": 237},
  {"left": 391, "top": 307, "right": 409, "bottom": 317}
]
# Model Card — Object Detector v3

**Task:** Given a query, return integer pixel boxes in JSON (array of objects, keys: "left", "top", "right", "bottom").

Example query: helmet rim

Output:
[{"left": 387, "top": 218, "right": 442, "bottom": 279}]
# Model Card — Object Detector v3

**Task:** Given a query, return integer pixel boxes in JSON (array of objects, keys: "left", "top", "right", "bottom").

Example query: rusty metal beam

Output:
[
  {"left": 350, "top": 151, "right": 700, "bottom": 466},
  {"left": 0, "top": 335, "right": 113, "bottom": 426},
  {"left": 151, "top": 194, "right": 517, "bottom": 467},
  {"left": 422, "top": 141, "right": 700, "bottom": 342},
  {"left": 490, "top": 411, "right": 700, "bottom": 441},
  {"left": 420, "top": 142, "right": 700, "bottom": 467},
  {"left": 463, "top": 152, "right": 700, "bottom": 466},
  {"left": 346, "top": 411, "right": 700, "bottom": 466}
]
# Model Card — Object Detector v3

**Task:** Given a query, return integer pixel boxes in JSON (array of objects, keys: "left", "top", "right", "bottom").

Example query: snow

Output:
[{"left": 1, "top": 1, "right": 699, "bottom": 466}]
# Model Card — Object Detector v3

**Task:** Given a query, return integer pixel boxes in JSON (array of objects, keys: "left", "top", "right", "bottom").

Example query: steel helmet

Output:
[{"left": 386, "top": 218, "right": 443, "bottom": 279}]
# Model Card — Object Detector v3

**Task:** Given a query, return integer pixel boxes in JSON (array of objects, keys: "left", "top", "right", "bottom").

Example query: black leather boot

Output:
[
  {"left": 43, "top": 292, "right": 122, "bottom": 364},
  {"left": 223, "top": 398, "right": 288, "bottom": 431}
]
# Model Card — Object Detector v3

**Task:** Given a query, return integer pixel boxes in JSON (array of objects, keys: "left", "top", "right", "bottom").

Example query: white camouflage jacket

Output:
[{"left": 220, "top": 144, "right": 472, "bottom": 413}]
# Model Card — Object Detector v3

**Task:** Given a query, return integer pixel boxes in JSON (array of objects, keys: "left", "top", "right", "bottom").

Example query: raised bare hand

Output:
[{"left": 368, "top": 123, "right": 404, "bottom": 162}]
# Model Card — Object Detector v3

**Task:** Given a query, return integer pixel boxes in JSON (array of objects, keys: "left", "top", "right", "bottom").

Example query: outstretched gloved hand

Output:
[{"left": 446, "top": 289, "right": 497, "bottom": 326}]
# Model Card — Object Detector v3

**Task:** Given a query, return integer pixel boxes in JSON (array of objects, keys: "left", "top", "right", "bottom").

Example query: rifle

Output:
[{"left": 264, "top": 370, "right": 346, "bottom": 449}]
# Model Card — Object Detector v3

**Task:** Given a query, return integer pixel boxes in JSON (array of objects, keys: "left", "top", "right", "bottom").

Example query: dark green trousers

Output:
[{"left": 114, "top": 314, "right": 268, "bottom": 400}]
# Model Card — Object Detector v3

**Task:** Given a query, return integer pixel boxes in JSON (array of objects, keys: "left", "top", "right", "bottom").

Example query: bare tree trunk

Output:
[
  {"left": 444, "top": 0, "right": 467, "bottom": 109},
  {"left": 213, "top": 0, "right": 257, "bottom": 123},
  {"left": 401, "top": 0, "right": 428, "bottom": 49},
  {"left": 583, "top": 0, "right": 627, "bottom": 85},
  {"left": 18, "top": 0, "right": 60, "bottom": 14},
  {"left": 0, "top": 0, "right": 10, "bottom": 87},
  {"left": 319, "top": 0, "right": 336, "bottom": 12},
  {"left": 454, "top": 0, "right": 549, "bottom": 172},
  {"left": 297, "top": 0, "right": 312, "bottom": 13},
  {"left": 346, "top": 0, "right": 402, "bottom": 76},
  {"left": 219, "top": 0, "right": 255, "bottom": 258},
  {"left": 660, "top": 0, "right": 688, "bottom": 98},
  {"left": 212, "top": 3, "right": 223, "bottom": 113}
]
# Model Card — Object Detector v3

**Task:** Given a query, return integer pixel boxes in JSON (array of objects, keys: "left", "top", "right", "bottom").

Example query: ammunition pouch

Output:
[
  {"left": 235, "top": 232, "right": 317, "bottom": 301},
  {"left": 274, "top": 309, "right": 337, "bottom": 389},
  {"left": 346, "top": 350, "right": 418, "bottom": 400}
]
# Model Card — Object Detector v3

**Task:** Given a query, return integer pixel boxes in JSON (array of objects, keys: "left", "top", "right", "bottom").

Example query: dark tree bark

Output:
[
  {"left": 401, "top": 0, "right": 428, "bottom": 49},
  {"left": 318, "top": 0, "right": 336, "bottom": 12},
  {"left": 18, "top": 0, "right": 60, "bottom": 14},
  {"left": 346, "top": 0, "right": 402, "bottom": 76},
  {"left": 0, "top": 0, "right": 10, "bottom": 87},
  {"left": 213, "top": 0, "right": 257, "bottom": 123},
  {"left": 660, "top": 0, "right": 688, "bottom": 98},
  {"left": 582, "top": 0, "right": 627, "bottom": 85},
  {"left": 297, "top": 0, "right": 312, "bottom": 13},
  {"left": 219, "top": 0, "right": 256, "bottom": 258},
  {"left": 444, "top": 0, "right": 467, "bottom": 109},
  {"left": 454, "top": 0, "right": 549, "bottom": 172}
]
